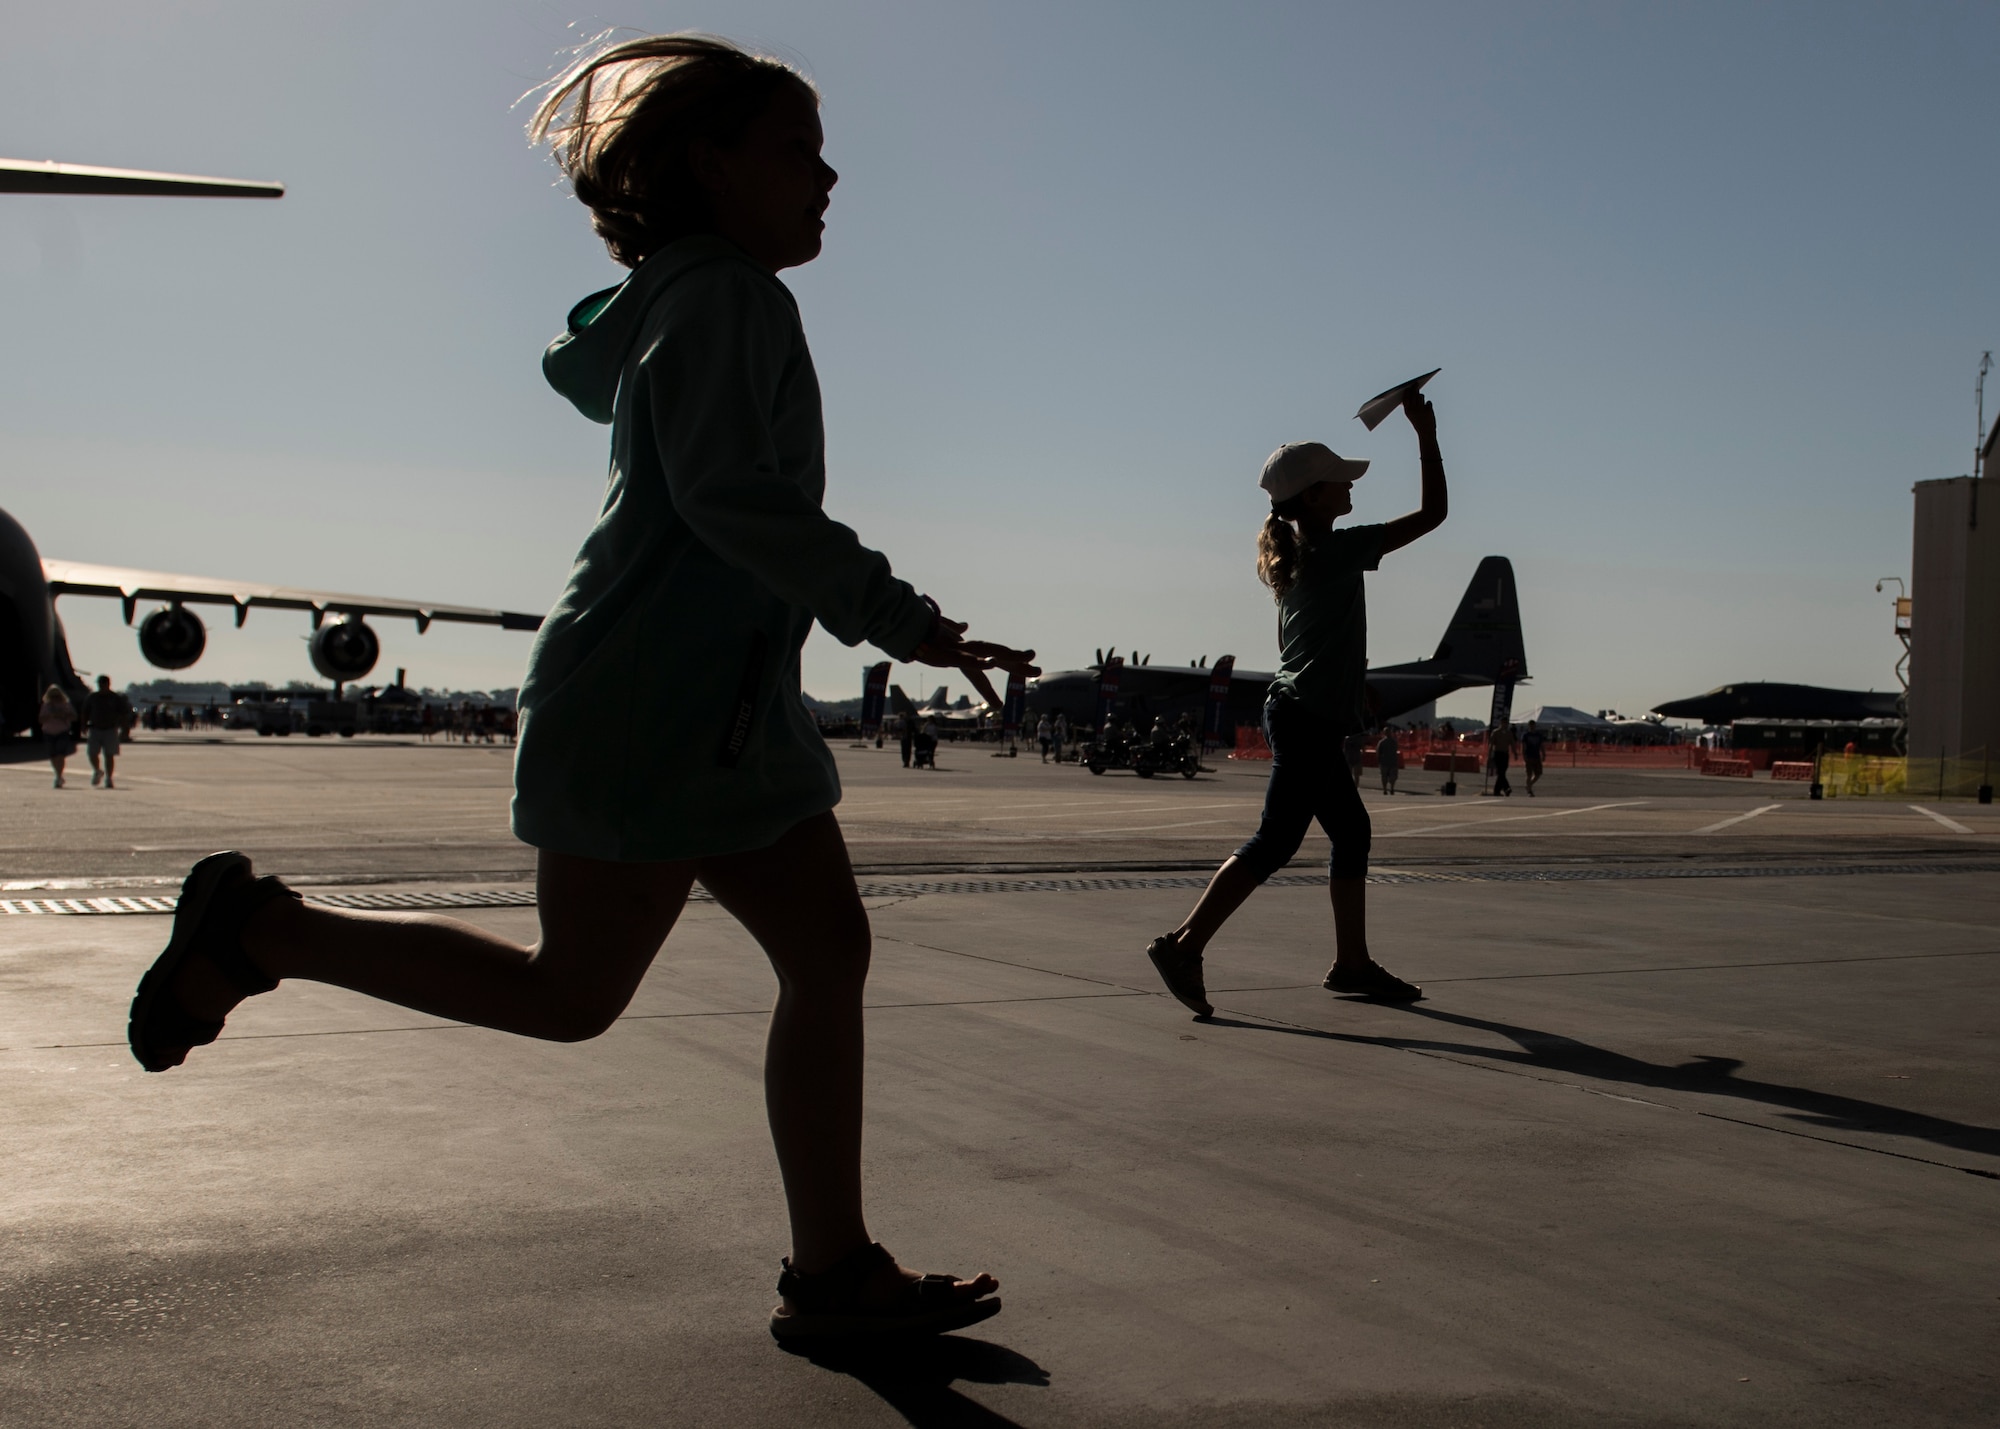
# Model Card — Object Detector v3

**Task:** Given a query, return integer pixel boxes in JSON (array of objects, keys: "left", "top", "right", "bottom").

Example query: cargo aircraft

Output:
[
  {"left": 0, "top": 504, "right": 543, "bottom": 736},
  {"left": 0, "top": 157, "right": 543, "bottom": 736},
  {"left": 1027, "top": 556, "right": 1529, "bottom": 732}
]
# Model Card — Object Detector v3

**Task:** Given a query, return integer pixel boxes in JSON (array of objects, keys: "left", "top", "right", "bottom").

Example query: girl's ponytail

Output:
[{"left": 1256, "top": 505, "right": 1304, "bottom": 600}]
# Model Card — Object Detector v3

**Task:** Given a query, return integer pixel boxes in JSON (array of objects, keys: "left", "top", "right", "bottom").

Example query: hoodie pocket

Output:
[{"left": 717, "top": 630, "right": 769, "bottom": 769}]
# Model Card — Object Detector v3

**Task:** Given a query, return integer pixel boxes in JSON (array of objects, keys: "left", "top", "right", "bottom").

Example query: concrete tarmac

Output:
[{"left": 3, "top": 737, "right": 1997, "bottom": 1427}]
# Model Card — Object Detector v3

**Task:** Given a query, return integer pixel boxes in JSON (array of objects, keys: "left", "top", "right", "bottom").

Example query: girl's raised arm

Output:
[{"left": 1378, "top": 394, "right": 1448, "bottom": 556}]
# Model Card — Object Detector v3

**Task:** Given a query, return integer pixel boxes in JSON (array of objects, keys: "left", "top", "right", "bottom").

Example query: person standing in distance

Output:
[
  {"left": 1521, "top": 718, "right": 1545, "bottom": 797},
  {"left": 1376, "top": 726, "right": 1401, "bottom": 795},
  {"left": 83, "top": 675, "right": 132, "bottom": 789},
  {"left": 1036, "top": 712, "right": 1052, "bottom": 762},
  {"left": 40, "top": 684, "right": 78, "bottom": 788},
  {"left": 125, "top": 33, "right": 1033, "bottom": 1343},
  {"left": 1144, "top": 393, "right": 1448, "bottom": 1015}
]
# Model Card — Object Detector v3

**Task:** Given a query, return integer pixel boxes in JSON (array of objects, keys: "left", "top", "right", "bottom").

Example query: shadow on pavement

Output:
[
  {"left": 780, "top": 1334, "right": 1049, "bottom": 1428},
  {"left": 1202, "top": 1002, "right": 2000, "bottom": 1161},
  {"left": 0, "top": 736, "right": 54, "bottom": 765}
]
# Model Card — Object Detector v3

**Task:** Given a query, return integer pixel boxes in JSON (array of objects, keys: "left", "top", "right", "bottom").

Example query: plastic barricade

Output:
[
  {"left": 1770, "top": 761, "right": 1814, "bottom": 781},
  {"left": 1700, "top": 757, "right": 1753, "bottom": 778},
  {"left": 1229, "top": 726, "right": 1272, "bottom": 760},
  {"left": 1422, "top": 752, "right": 1482, "bottom": 773}
]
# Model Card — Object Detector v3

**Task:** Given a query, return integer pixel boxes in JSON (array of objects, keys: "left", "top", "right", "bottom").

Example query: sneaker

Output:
[
  {"left": 91, "top": 770, "right": 103, "bottom": 787},
  {"left": 1323, "top": 960, "right": 1423, "bottom": 1002},
  {"left": 1146, "top": 934, "right": 1213, "bottom": 1018}
]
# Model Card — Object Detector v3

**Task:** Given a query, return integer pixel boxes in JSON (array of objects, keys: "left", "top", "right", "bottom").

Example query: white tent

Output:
[{"left": 1517, "top": 705, "right": 1616, "bottom": 734}]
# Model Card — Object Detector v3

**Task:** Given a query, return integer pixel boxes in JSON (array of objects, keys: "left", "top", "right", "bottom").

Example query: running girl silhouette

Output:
[
  {"left": 1145, "top": 391, "right": 1447, "bottom": 1016},
  {"left": 127, "top": 33, "right": 1032, "bottom": 1342}
]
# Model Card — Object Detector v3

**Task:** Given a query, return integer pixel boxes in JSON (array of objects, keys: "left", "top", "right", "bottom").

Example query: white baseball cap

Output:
[{"left": 1260, "top": 442, "right": 1369, "bottom": 504}]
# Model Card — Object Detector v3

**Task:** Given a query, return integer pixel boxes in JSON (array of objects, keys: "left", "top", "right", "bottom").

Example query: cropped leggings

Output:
[{"left": 1232, "top": 697, "right": 1372, "bottom": 881}]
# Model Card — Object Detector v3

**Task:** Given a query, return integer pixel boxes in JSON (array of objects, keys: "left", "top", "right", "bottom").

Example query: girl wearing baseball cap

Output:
[{"left": 1145, "top": 391, "right": 1448, "bottom": 1016}]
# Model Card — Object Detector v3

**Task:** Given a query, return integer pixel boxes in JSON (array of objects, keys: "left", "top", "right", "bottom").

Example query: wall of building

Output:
[{"left": 1908, "top": 476, "right": 2000, "bottom": 761}]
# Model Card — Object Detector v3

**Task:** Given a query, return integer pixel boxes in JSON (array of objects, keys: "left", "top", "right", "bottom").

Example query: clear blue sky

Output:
[{"left": 4, "top": 1, "right": 1995, "bottom": 715}]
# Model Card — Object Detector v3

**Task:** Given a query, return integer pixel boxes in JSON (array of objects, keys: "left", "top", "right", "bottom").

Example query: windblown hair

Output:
[
  {"left": 527, "top": 32, "right": 816, "bottom": 268},
  {"left": 41, "top": 684, "right": 70, "bottom": 706},
  {"left": 1255, "top": 494, "right": 1311, "bottom": 600}
]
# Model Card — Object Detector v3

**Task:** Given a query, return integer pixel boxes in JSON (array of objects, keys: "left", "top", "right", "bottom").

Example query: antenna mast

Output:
[{"left": 1979, "top": 351, "right": 1994, "bottom": 479}]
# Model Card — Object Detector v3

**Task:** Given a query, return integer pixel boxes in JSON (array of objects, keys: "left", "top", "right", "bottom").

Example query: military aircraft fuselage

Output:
[{"left": 1650, "top": 683, "right": 1902, "bottom": 724}]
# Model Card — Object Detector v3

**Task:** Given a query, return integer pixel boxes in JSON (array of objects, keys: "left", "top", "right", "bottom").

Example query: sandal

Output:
[
  {"left": 1323, "top": 959, "right": 1423, "bottom": 1002},
  {"left": 1146, "top": 934, "right": 1213, "bottom": 1019},
  {"left": 769, "top": 1241, "right": 1001, "bottom": 1342},
  {"left": 128, "top": 851, "right": 298, "bottom": 1073}
]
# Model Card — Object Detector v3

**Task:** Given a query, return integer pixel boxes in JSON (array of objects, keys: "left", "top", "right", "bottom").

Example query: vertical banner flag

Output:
[
  {"left": 1002, "top": 670, "right": 1026, "bottom": 737},
  {"left": 1202, "top": 655, "right": 1236, "bottom": 751},
  {"left": 1097, "top": 656, "right": 1124, "bottom": 731},
  {"left": 860, "top": 662, "right": 890, "bottom": 742}
]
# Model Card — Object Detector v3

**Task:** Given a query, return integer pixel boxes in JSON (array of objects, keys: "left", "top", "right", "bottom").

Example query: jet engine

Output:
[
  {"left": 309, "top": 616, "right": 380, "bottom": 682},
  {"left": 137, "top": 605, "right": 207, "bottom": 670}
]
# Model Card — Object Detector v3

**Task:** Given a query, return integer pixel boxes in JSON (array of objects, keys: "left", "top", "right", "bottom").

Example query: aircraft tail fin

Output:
[
  {"left": 926, "top": 685, "right": 948, "bottom": 710},
  {"left": 1429, "top": 557, "right": 1527, "bottom": 682}
]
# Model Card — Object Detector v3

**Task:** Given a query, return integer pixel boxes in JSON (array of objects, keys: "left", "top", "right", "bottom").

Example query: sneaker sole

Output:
[{"left": 127, "top": 851, "right": 252, "bottom": 1072}]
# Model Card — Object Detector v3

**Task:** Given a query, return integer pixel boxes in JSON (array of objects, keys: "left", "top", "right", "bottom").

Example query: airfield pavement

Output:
[{"left": 1, "top": 732, "right": 1996, "bottom": 1428}]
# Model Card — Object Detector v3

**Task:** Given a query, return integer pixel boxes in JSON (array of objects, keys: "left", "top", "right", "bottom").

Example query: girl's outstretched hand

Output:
[
  {"left": 1403, "top": 391, "right": 1438, "bottom": 443},
  {"left": 909, "top": 607, "right": 1039, "bottom": 709}
]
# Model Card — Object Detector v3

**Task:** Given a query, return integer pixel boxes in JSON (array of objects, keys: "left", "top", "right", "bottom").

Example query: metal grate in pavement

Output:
[{"left": 4, "top": 860, "right": 1998, "bottom": 916}]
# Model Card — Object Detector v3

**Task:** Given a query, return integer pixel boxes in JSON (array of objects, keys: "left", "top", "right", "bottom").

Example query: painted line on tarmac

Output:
[
  {"left": 1694, "top": 804, "right": 1781, "bottom": 834},
  {"left": 1380, "top": 801, "right": 1650, "bottom": 838},
  {"left": 1420, "top": 946, "right": 2000, "bottom": 983},
  {"left": 1910, "top": 804, "right": 1975, "bottom": 834},
  {"left": 1068, "top": 817, "right": 1244, "bottom": 835}
]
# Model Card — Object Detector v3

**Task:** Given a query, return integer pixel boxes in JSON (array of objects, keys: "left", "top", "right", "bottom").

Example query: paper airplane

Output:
[{"left": 1354, "top": 368, "right": 1440, "bottom": 431}]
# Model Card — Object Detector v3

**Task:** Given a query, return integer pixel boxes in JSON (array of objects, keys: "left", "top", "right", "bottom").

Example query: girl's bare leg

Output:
[
  {"left": 187, "top": 848, "right": 694, "bottom": 1040},
  {"left": 1329, "top": 876, "right": 1368, "bottom": 969},
  {"left": 695, "top": 814, "right": 870, "bottom": 1271},
  {"left": 1168, "top": 854, "right": 1261, "bottom": 957},
  {"left": 167, "top": 816, "right": 989, "bottom": 1301},
  {"left": 697, "top": 814, "right": 994, "bottom": 1304}
]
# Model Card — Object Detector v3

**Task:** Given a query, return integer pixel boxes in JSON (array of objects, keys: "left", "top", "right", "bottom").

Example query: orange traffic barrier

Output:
[
  {"left": 1770, "top": 761, "right": 1815, "bottom": 781},
  {"left": 1701, "top": 757, "right": 1753, "bottom": 778},
  {"left": 1229, "top": 726, "right": 1272, "bottom": 760},
  {"left": 1422, "top": 752, "right": 1482, "bottom": 772}
]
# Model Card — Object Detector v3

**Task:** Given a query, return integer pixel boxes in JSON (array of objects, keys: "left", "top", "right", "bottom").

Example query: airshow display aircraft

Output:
[
  {"left": 0, "top": 156, "right": 543, "bottom": 736},
  {"left": 1026, "top": 556, "right": 1530, "bottom": 732}
]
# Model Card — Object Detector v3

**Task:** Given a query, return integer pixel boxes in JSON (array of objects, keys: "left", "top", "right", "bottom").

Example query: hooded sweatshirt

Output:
[{"left": 511, "top": 235, "right": 933, "bottom": 861}]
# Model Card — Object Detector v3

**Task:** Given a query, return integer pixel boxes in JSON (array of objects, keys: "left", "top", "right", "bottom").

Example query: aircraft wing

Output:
[
  {"left": 0, "top": 157, "right": 283, "bottom": 198},
  {"left": 42, "top": 559, "right": 543, "bottom": 633}
]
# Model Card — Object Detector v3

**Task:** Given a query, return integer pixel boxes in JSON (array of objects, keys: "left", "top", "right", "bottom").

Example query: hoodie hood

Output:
[{"left": 542, "top": 235, "right": 748, "bottom": 425}]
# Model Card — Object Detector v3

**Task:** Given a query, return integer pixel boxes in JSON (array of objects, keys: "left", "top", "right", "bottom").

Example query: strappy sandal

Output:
[
  {"left": 1145, "top": 934, "right": 1213, "bottom": 1018},
  {"left": 128, "top": 851, "right": 299, "bottom": 1073},
  {"left": 769, "top": 1241, "right": 1001, "bottom": 1342}
]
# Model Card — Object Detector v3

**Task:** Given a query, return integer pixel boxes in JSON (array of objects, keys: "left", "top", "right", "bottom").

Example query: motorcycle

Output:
[{"left": 1086, "top": 730, "right": 1201, "bottom": 779}]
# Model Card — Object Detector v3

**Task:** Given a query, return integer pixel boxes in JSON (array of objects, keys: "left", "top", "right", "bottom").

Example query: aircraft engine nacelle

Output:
[
  {"left": 309, "top": 616, "right": 380, "bottom": 682},
  {"left": 137, "top": 605, "right": 207, "bottom": 670}
]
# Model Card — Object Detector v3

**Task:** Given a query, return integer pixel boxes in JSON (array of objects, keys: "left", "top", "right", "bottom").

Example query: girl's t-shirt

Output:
[{"left": 1265, "top": 523, "right": 1387, "bottom": 732}]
